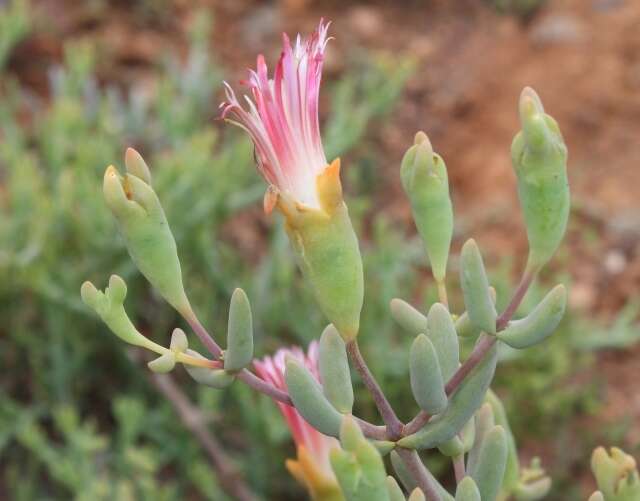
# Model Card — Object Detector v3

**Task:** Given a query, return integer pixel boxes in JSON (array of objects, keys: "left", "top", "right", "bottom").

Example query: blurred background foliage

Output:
[{"left": 0, "top": 0, "right": 638, "bottom": 500}]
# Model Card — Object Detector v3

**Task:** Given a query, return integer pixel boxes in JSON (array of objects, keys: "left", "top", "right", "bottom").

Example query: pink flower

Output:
[
  {"left": 254, "top": 342, "right": 342, "bottom": 498},
  {"left": 221, "top": 20, "right": 331, "bottom": 210}
]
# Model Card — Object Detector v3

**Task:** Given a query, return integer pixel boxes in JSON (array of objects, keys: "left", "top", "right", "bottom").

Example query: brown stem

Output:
[
  {"left": 148, "top": 372, "right": 258, "bottom": 501},
  {"left": 496, "top": 270, "right": 535, "bottom": 330},
  {"left": 354, "top": 418, "right": 389, "bottom": 440},
  {"left": 445, "top": 334, "right": 495, "bottom": 395},
  {"left": 237, "top": 368, "right": 291, "bottom": 404},
  {"left": 453, "top": 455, "right": 465, "bottom": 484},
  {"left": 403, "top": 334, "right": 496, "bottom": 436},
  {"left": 346, "top": 340, "right": 404, "bottom": 439},
  {"left": 403, "top": 270, "right": 536, "bottom": 437},
  {"left": 184, "top": 313, "right": 223, "bottom": 359},
  {"left": 395, "top": 448, "right": 442, "bottom": 501}
]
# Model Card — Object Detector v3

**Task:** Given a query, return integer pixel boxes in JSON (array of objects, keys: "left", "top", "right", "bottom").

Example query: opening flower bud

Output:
[
  {"left": 220, "top": 21, "right": 363, "bottom": 340},
  {"left": 254, "top": 342, "right": 342, "bottom": 501}
]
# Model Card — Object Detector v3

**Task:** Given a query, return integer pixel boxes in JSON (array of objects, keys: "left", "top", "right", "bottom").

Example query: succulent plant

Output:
[{"left": 81, "top": 18, "right": 635, "bottom": 501}]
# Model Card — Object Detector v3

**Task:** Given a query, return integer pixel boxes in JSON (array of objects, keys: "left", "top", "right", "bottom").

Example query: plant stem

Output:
[
  {"left": 496, "top": 269, "right": 535, "bottom": 330},
  {"left": 403, "top": 335, "right": 496, "bottom": 435},
  {"left": 345, "top": 340, "right": 443, "bottom": 496},
  {"left": 237, "top": 369, "right": 291, "bottom": 404},
  {"left": 148, "top": 371, "right": 259, "bottom": 501},
  {"left": 346, "top": 340, "right": 404, "bottom": 438},
  {"left": 181, "top": 312, "right": 388, "bottom": 439},
  {"left": 184, "top": 313, "right": 223, "bottom": 358},
  {"left": 354, "top": 418, "right": 389, "bottom": 440},
  {"left": 395, "top": 448, "right": 442, "bottom": 501},
  {"left": 453, "top": 455, "right": 465, "bottom": 484},
  {"left": 444, "top": 334, "right": 495, "bottom": 395},
  {"left": 403, "top": 269, "right": 536, "bottom": 436},
  {"left": 436, "top": 279, "right": 448, "bottom": 308}
]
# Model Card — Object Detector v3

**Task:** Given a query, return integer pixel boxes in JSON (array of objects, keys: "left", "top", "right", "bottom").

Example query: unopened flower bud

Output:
[
  {"left": 401, "top": 131, "right": 453, "bottom": 284},
  {"left": 511, "top": 87, "right": 570, "bottom": 273},
  {"left": 103, "top": 151, "right": 191, "bottom": 317},
  {"left": 591, "top": 447, "right": 640, "bottom": 500}
]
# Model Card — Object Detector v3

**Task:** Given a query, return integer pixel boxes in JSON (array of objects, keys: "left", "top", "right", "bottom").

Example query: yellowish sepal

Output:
[{"left": 286, "top": 446, "right": 344, "bottom": 501}]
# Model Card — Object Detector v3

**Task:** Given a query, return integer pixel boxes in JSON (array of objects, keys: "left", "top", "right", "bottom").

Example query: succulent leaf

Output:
[
  {"left": 497, "top": 285, "right": 566, "bottom": 349},
  {"left": 398, "top": 339, "right": 497, "bottom": 450},
  {"left": 285, "top": 356, "right": 343, "bottom": 437},
  {"left": 410, "top": 334, "right": 447, "bottom": 414},
  {"left": 391, "top": 299, "right": 428, "bottom": 336},
  {"left": 426, "top": 303, "right": 460, "bottom": 381},
  {"left": 470, "top": 426, "right": 508, "bottom": 501},
  {"left": 460, "top": 240, "right": 497, "bottom": 335},
  {"left": 319, "top": 324, "right": 354, "bottom": 413},
  {"left": 224, "top": 288, "right": 254, "bottom": 371}
]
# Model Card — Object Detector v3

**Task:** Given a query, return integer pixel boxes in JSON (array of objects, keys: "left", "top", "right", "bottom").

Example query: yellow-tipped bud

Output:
[{"left": 103, "top": 151, "right": 191, "bottom": 316}]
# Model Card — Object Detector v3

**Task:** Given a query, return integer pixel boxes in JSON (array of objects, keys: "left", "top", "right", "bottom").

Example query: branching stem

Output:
[
  {"left": 453, "top": 455, "right": 465, "bottom": 484},
  {"left": 395, "top": 448, "right": 442, "bottom": 501},
  {"left": 346, "top": 339, "right": 404, "bottom": 439},
  {"left": 436, "top": 279, "right": 448, "bottom": 308},
  {"left": 403, "top": 269, "right": 536, "bottom": 436},
  {"left": 184, "top": 313, "right": 223, "bottom": 358},
  {"left": 181, "top": 311, "right": 388, "bottom": 439},
  {"left": 237, "top": 369, "right": 292, "bottom": 404}
]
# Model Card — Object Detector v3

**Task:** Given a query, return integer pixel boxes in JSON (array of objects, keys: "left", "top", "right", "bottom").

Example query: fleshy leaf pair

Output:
[
  {"left": 408, "top": 303, "right": 459, "bottom": 415},
  {"left": 461, "top": 239, "right": 567, "bottom": 348}
]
